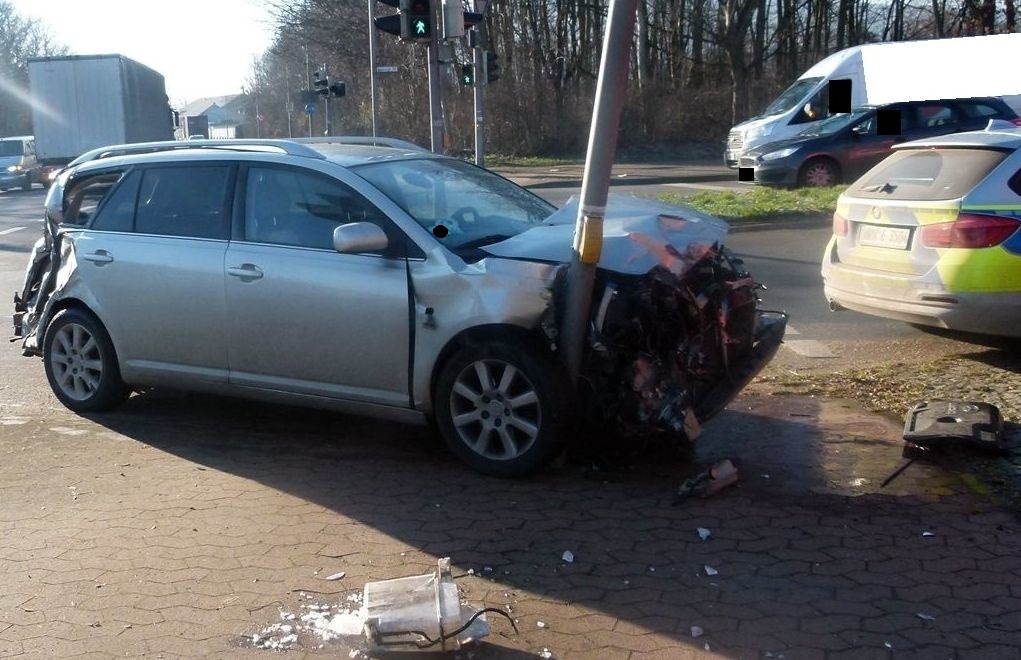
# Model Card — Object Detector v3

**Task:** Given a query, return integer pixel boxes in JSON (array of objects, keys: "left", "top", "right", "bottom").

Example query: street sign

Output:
[
  {"left": 304, "top": 103, "right": 316, "bottom": 115},
  {"left": 376, "top": 65, "right": 399, "bottom": 73}
]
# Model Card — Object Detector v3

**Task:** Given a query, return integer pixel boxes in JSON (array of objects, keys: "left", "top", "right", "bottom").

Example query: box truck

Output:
[
  {"left": 28, "top": 54, "right": 174, "bottom": 167},
  {"left": 725, "top": 33, "right": 1021, "bottom": 167}
]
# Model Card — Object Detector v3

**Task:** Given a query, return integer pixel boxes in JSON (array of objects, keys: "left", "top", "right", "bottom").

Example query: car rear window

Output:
[{"left": 847, "top": 148, "right": 1009, "bottom": 201}]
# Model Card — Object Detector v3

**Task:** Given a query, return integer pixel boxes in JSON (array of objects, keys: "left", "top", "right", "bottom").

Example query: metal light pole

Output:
[
  {"left": 471, "top": 29, "right": 484, "bottom": 166},
  {"left": 560, "top": 0, "right": 639, "bottom": 385},
  {"left": 427, "top": 27, "right": 444, "bottom": 153},
  {"left": 368, "top": 0, "right": 379, "bottom": 138}
]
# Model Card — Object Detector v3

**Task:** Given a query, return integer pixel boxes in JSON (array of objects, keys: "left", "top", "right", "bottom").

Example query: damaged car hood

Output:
[{"left": 482, "top": 195, "right": 728, "bottom": 275}]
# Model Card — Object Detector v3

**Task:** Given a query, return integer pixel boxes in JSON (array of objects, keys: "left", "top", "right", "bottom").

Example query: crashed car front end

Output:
[{"left": 485, "top": 195, "right": 787, "bottom": 444}]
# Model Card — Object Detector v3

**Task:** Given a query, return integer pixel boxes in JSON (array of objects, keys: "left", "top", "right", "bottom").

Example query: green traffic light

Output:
[{"left": 415, "top": 20, "right": 427, "bottom": 35}]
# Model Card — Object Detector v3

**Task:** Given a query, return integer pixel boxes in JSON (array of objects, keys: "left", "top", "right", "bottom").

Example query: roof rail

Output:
[
  {"left": 293, "top": 136, "right": 429, "bottom": 152},
  {"left": 67, "top": 138, "right": 326, "bottom": 168}
]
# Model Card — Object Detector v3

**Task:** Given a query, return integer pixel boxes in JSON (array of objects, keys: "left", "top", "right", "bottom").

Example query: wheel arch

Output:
[{"left": 41, "top": 298, "right": 123, "bottom": 368}]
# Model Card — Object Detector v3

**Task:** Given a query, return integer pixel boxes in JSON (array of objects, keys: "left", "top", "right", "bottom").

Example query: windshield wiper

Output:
[{"left": 454, "top": 234, "right": 515, "bottom": 251}]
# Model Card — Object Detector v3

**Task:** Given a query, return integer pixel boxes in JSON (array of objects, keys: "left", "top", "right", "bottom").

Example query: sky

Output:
[{"left": 9, "top": 0, "right": 276, "bottom": 107}]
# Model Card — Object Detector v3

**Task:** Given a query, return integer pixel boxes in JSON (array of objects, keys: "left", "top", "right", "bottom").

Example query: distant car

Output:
[
  {"left": 13, "top": 138, "right": 785, "bottom": 477},
  {"left": 743, "top": 97, "right": 1021, "bottom": 187},
  {"left": 821, "top": 121, "right": 1021, "bottom": 338},
  {"left": 0, "top": 135, "right": 42, "bottom": 192}
]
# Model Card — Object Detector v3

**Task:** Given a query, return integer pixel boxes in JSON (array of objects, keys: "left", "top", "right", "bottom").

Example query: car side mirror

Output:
[
  {"left": 851, "top": 124, "right": 869, "bottom": 136},
  {"left": 333, "top": 222, "right": 389, "bottom": 254}
]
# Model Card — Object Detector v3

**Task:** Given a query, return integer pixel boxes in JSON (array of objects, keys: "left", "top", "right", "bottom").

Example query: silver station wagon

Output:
[{"left": 14, "top": 139, "right": 785, "bottom": 476}]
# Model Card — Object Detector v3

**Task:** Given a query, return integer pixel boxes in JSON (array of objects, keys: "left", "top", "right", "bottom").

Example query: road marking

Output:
[
  {"left": 785, "top": 324, "right": 801, "bottom": 336},
  {"left": 0, "top": 226, "right": 27, "bottom": 236},
  {"left": 784, "top": 339, "right": 834, "bottom": 358}
]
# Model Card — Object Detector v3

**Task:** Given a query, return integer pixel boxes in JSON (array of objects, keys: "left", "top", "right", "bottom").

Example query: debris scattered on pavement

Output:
[
  {"left": 690, "top": 625, "right": 704, "bottom": 638},
  {"left": 916, "top": 612, "right": 936, "bottom": 621},
  {"left": 922, "top": 531, "right": 936, "bottom": 537},
  {"left": 704, "top": 565, "right": 719, "bottom": 576},
  {"left": 884, "top": 642, "right": 894, "bottom": 649},
  {"left": 697, "top": 527, "right": 711, "bottom": 541},
  {"left": 561, "top": 550, "right": 575, "bottom": 563},
  {"left": 537, "top": 621, "right": 547, "bottom": 629},
  {"left": 324, "top": 571, "right": 347, "bottom": 581},
  {"left": 539, "top": 648, "right": 554, "bottom": 659}
]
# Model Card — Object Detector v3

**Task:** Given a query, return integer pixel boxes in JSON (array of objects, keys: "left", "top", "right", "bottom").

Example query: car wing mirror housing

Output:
[
  {"left": 851, "top": 124, "right": 869, "bottom": 136},
  {"left": 333, "top": 222, "right": 389, "bottom": 254}
]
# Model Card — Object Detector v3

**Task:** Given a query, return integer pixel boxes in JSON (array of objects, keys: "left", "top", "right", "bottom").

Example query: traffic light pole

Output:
[
  {"left": 368, "top": 0, "right": 379, "bottom": 138},
  {"left": 473, "top": 45, "right": 484, "bottom": 167},
  {"left": 560, "top": 0, "right": 638, "bottom": 386},
  {"left": 427, "top": 30, "right": 444, "bottom": 153}
]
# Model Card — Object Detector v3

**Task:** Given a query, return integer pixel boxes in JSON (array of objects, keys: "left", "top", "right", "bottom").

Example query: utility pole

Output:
[
  {"left": 470, "top": 29, "right": 484, "bottom": 166},
  {"left": 560, "top": 0, "right": 638, "bottom": 385},
  {"left": 427, "top": 17, "right": 443, "bottom": 153},
  {"left": 369, "top": 0, "right": 380, "bottom": 138},
  {"left": 322, "top": 63, "right": 332, "bottom": 136},
  {"left": 305, "top": 48, "right": 313, "bottom": 137}
]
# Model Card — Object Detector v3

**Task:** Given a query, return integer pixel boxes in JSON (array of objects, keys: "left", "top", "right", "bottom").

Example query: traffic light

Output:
[
  {"left": 460, "top": 64, "right": 474, "bottom": 86},
  {"left": 329, "top": 82, "right": 346, "bottom": 98},
  {"left": 314, "top": 71, "right": 329, "bottom": 97},
  {"left": 400, "top": 0, "right": 431, "bottom": 41},
  {"left": 485, "top": 51, "right": 500, "bottom": 84}
]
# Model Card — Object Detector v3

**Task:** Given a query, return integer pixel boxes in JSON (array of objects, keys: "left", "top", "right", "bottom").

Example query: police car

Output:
[{"left": 822, "top": 120, "right": 1021, "bottom": 338}]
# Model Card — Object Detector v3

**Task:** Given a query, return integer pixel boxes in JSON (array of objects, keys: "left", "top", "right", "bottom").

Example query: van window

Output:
[
  {"left": 848, "top": 148, "right": 1008, "bottom": 201},
  {"left": 0, "top": 140, "right": 25, "bottom": 157},
  {"left": 136, "top": 166, "right": 232, "bottom": 239}
]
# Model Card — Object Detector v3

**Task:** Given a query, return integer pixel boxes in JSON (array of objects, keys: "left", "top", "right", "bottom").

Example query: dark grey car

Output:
[
  {"left": 743, "top": 97, "right": 1020, "bottom": 187},
  {"left": 13, "top": 139, "right": 786, "bottom": 477}
]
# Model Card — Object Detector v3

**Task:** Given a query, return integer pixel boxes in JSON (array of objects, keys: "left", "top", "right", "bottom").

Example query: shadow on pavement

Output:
[{"left": 83, "top": 389, "right": 1012, "bottom": 659}]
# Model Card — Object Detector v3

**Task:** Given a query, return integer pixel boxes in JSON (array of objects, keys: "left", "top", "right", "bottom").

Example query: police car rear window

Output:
[{"left": 848, "top": 148, "right": 1008, "bottom": 201}]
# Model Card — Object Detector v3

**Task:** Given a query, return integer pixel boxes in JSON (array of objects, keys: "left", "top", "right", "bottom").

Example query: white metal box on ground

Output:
[{"left": 28, "top": 54, "right": 173, "bottom": 165}]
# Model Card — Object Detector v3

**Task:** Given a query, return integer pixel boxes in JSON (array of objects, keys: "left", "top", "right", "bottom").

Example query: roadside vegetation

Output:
[
  {"left": 662, "top": 185, "right": 844, "bottom": 222},
  {"left": 485, "top": 155, "right": 581, "bottom": 168}
]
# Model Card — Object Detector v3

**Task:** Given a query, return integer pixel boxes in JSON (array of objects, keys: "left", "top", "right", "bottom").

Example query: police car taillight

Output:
[
  {"left": 920, "top": 214, "right": 1020, "bottom": 249},
  {"left": 833, "top": 212, "right": 848, "bottom": 237}
]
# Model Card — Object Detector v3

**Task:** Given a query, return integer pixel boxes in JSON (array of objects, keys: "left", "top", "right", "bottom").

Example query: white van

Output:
[
  {"left": 725, "top": 33, "right": 1021, "bottom": 167},
  {"left": 0, "top": 135, "right": 41, "bottom": 191}
]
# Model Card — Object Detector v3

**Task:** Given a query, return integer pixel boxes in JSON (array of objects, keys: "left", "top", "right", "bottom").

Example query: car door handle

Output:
[
  {"left": 227, "top": 264, "right": 264, "bottom": 280},
  {"left": 81, "top": 250, "right": 113, "bottom": 265}
]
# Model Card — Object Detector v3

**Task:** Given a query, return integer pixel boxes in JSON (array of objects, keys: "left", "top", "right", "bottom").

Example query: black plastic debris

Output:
[{"left": 903, "top": 400, "right": 1004, "bottom": 453}]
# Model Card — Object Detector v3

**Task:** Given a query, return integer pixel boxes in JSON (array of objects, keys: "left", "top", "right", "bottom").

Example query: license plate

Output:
[{"left": 858, "top": 224, "right": 911, "bottom": 249}]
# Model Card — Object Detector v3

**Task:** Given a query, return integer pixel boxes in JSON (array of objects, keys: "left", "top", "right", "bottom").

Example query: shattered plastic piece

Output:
[
  {"left": 539, "top": 648, "right": 554, "bottom": 659},
  {"left": 705, "top": 459, "right": 739, "bottom": 496},
  {"left": 884, "top": 642, "right": 893, "bottom": 649},
  {"left": 537, "top": 621, "right": 547, "bottom": 629},
  {"left": 704, "top": 565, "right": 719, "bottom": 576},
  {"left": 561, "top": 551, "right": 575, "bottom": 563},
  {"left": 324, "top": 571, "right": 347, "bottom": 581},
  {"left": 697, "top": 527, "right": 711, "bottom": 541},
  {"left": 362, "top": 557, "right": 491, "bottom": 652},
  {"left": 922, "top": 531, "right": 936, "bottom": 537},
  {"left": 917, "top": 612, "right": 936, "bottom": 621},
  {"left": 704, "top": 642, "right": 711, "bottom": 651},
  {"left": 690, "top": 625, "right": 704, "bottom": 638}
]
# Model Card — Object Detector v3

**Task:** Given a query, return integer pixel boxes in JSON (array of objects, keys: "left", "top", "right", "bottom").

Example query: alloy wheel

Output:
[{"left": 49, "top": 322, "right": 104, "bottom": 401}]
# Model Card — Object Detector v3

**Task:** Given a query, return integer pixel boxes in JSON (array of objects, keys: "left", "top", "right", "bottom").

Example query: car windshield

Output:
[
  {"left": 352, "top": 158, "right": 556, "bottom": 251},
  {"left": 762, "top": 77, "right": 823, "bottom": 117},
  {"left": 0, "top": 141, "right": 24, "bottom": 157},
  {"left": 798, "top": 109, "right": 871, "bottom": 136}
]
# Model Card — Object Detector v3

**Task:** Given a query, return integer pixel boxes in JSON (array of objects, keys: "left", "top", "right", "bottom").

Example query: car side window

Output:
[
  {"left": 960, "top": 102, "right": 1003, "bottom": 119},
  {"left": 62, "top": 171, "right": 126, "bottom": 227},
  {"left": 244, "top": 166, "right": 396, "bottom": 254},
  {"left": 913, "top": 104, "right": 956, "bottom": 129},
  {"left": 90, "top": 170, "right": 141, "bottom": 232},
  {"left": 135, "top": 166, "right": 232, "bottom": 239}
]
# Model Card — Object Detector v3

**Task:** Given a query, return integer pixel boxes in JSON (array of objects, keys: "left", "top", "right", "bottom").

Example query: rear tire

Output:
[
  {"left": 798, "top": 158, "right": 840, "bottom": 187},
  {"left": 433, "top": 341, "right": 570, "bottom": 477},
  {"left": 43, "top": 308, "right": 129, "bottom": 413}
]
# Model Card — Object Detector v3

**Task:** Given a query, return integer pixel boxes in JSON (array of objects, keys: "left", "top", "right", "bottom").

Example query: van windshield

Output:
[
  {"left": 762, "top": 77, "right": 823, "bottom": 117},
  {"left": 0, "top": 141, "right": 24, "bottom": 157}
]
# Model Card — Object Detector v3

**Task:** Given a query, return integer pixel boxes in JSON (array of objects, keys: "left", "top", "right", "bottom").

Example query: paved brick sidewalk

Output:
[{"left": 0, "top": 390, "right": 1018, "bottom": 659}]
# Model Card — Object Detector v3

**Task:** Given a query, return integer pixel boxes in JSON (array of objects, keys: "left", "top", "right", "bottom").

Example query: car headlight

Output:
[
  {"left": 761, "top": 147, "right": 799, "bottom": 161},
  {"left": 6, "top": 165, "right": 23, "bottom": 173}
]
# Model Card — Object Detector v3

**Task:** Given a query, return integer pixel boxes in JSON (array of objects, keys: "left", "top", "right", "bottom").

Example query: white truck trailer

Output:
[
  {"left": 28, "top": 54, "right": 174, "bottom": 166},
  {"left": 725, "top": 33, "right": 1021, "bottom": 167}
]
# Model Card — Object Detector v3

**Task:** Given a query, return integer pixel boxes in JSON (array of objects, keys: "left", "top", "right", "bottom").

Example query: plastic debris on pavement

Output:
[
  {"left": 922, "top": 531, "right": 936, "bottom": 537},
  {"left": 917, "top": 612, "right": 936, "bottom": 621},
  {"left": 690, "top": 625, "right": 704, "bottom": 638},
  {"left": 676, "top": 459, "right": 740, "bottom": 502},
  {"left": 697, "top": 527, "right": 711, "bottom": 541},
  {"left": 540, "top": 648, "right": 554, "bottom": 659},
  {"left": 537, "top": 620, "right": 548, "bottom": 629},
  {"left": 324, "top": 571, "right": 347, "bottom": 581},
  {"left": 704, "top": 565, "right": 719, "bottom": 576},
  {"left": 561, "top": 550, "right": 575, "bottom": 563}
]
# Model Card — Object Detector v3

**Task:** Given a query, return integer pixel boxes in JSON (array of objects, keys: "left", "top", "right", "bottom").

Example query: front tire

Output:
[
  {"left": 43, "top": 308, "right": 129, "bottom": 413},
  {"left": 798, "top": 158, "right": 840, "bottom": 187},
  {"left": 434, "top": 341, "right": 569, "bottom": 477}
]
